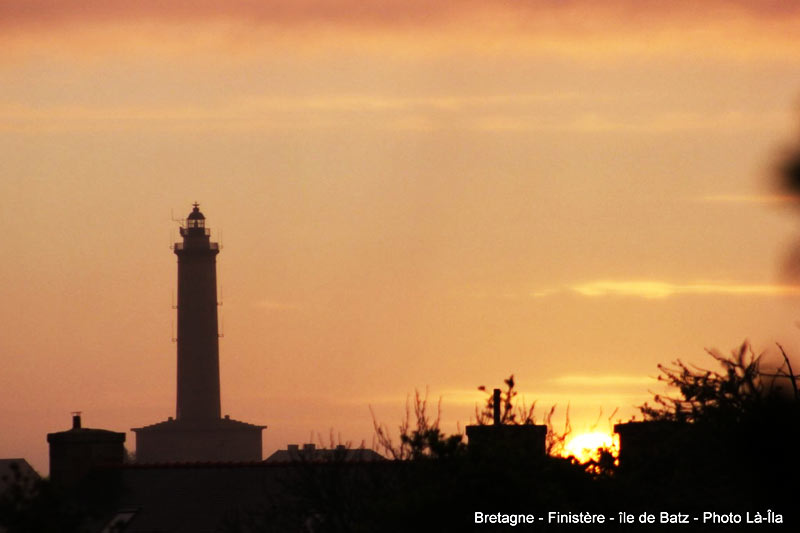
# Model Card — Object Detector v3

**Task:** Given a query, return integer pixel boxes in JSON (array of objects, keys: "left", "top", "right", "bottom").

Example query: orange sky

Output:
[{"left": 3, "top": 1, "right": 800, "bottom": 474}]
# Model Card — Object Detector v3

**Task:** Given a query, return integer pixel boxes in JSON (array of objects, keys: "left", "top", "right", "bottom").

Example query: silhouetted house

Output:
[
  {"left": 98, "top": 460, "right": 390, "bottom": 532},
  {"left": 465, "top": 388, "right": 548, "bottom": 457},
  {"left": 132, "top": 205, "right": 265, "bottom": 462},
  {"left": 613, "top": 420, "right": 686, "bottom": 470},
  {"left": 47, "top": 413, "right": 125, "bottom": 488},
  {"left": 98, "top": 463, "right": 293, "bottom": 533},
  {"left": 265, "top": 443, "right": 385, "bottom": 463},
  {"left": 466, "top": 424, "right": 548, "bottom": 456}
]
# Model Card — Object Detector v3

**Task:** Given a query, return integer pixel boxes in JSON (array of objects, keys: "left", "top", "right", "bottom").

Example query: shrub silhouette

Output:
[
  {"left": 640, "top": 341, "right": 799, "bottom": 423},
  {"left": 371, "top": 389, "right": 465, "bottom": 461},
  {"left": 617, "top": 341, "right": 800, "bottom": 518}
]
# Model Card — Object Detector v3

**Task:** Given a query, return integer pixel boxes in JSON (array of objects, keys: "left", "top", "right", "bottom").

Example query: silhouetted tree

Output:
[
  {"left": 0, "top": 466, "right": 86, "bottom": 533},
  {"left": 618, "top": 341, "right": 800, "bottom": 519},
  {"left": 356, "top": 378, "right": 595, "bottom": 531},
  {"left": 248, "top": 359, "right": 800, "bottom": 532},
  {"left": 641, "top": 341, "right": 799, "bottom": 422},
  {"left": 371, "top": 389, "right": 465, "bottom": 461},
  {"left": 475, "top": 375, "right": 538, "bottom": 425},
  {"left": 475, "top": 375, "right": 573, "bottom": 456}
]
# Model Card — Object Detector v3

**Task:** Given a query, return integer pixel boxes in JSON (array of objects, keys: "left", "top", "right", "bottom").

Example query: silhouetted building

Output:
[
  {"left": 47, "top": 413, "right": 125, "bottom": 488},
  {"left": 97, "top": 462, "right": 341, "bottom": 532},
  {"left": 265, "top": 443, "right": 385, "bottom": 463},
  {"left": 465, "top": 388, "right": 548, "bottom": 457},
  {"left": 466, "top": 424, "right": 548, "bottom": 456},
  {"left": 613, "top": 420, "right": 685, "bottom": 469},
  {"left": 133, "top": 204, "right": 264, "bottom": 462}
]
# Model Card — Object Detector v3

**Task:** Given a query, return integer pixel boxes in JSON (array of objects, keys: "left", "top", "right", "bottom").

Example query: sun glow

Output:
[{"left": 563, "top": 432, "right": 617, "bottom": 463}]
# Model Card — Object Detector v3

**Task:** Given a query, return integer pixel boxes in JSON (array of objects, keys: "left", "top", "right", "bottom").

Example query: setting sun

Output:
[{"left": 564, "top": 432, "right": 617, "bottom": 463}]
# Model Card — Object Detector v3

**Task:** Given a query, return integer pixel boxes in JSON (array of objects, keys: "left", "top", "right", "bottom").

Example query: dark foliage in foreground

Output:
[
  {"left": 641, "top": 341, "right": 799, "bottom": 422},
  {"left": 0, "top": 463, "right": 124, "bottom": 533},
  {"left": 5, "top": 346, "right": 798, "bottom": 532},
  {"left": 0, "top": 465, "right": 85, "bottom": 533},
  {"left": 624, "top": 342, "right": 800, "bottom": 518},
  {"left": 246, "top": 347, "right": 800, "bottom": 532}
]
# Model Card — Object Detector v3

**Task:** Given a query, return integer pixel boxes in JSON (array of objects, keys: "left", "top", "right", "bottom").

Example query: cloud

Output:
[
  {"left": 469, "top": 280, "right": 800, "bottom": 302},
  {"left": 2, "top": 100, "right": 785, "bottom": 137},
  {"left": 0, "top": 92, "right": 586, "bottom": 133},
  {"left": 2, "top": 1, "right": 800, "bottom": 29},
  {"left": 530, "top": 288, "right": 558, "bottom": 298},
  {"left": 571, "top": 281, "right": 800, "bottom": 299},
  {"left": 253, "top": 300, "right": 301, "bottom": 310},
  {"left": 694, "top": 194, "right": 800, "bottom": 205},
  {"left": 0, "top": 0, "right": 462, "bottom": 28},
  {"left": 551, "top": 375, "right": 656, "bottom": 387},
  {"left": 469, "top": 109, "right": 784, "bottom": 134},
  {"left": 3, "top": 1, "right": 800, "bottom": 60},
  {"left": 433, "top": 388, "right": 648, "bottom": 408}
]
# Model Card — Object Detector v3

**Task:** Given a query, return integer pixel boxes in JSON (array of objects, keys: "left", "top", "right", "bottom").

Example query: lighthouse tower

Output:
[
  {"left": 133, "top": 204, "right": 265, "bottom": 463},
  {"left": 175, "top": 203, "right": 222, "bottom": 421}
]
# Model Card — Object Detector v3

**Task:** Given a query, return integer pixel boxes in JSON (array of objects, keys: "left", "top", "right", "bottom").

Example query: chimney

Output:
[
  {"left": 48, "top": 414, "right": 125, "bottom": 488},
  {"left": 493, "top": 389, "right": 501, "bottom": 425}
]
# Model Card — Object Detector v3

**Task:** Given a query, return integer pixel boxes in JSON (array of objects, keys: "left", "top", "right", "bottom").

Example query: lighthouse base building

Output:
[
  {"left": 133, "top": 417, "right": 264, "bottom": 463},
  {"left": 132, "top": 204, "right": 264, "bottom": 463}
]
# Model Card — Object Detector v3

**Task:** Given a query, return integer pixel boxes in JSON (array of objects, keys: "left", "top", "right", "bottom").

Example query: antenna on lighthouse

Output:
[
  {"left": 169, "top": 209, "right": 184, "bottom": 249},
  {"left": 170, "top": 208, "right": 185, "bottom": 226}
]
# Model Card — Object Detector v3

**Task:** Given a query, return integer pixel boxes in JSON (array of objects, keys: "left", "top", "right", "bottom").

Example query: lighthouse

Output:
[
  {"left": 133, "top": 204, "right": 265, "bottom": 463},
  {"left": 175, "top": 203, "right": 222, "bottom": 421}
]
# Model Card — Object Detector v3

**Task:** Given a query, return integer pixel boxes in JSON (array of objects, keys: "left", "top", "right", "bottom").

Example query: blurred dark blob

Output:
[
  {"left": 777, "top": 143, "right": 800, "bottom": 196},
  {"left": 774, "top": 120, "right": 800, "bottom": 280}
]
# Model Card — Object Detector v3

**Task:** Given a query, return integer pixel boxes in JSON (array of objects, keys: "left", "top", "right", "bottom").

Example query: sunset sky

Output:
[{"left": 3, "top": 1, "right": 800, "bottom": 474}]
